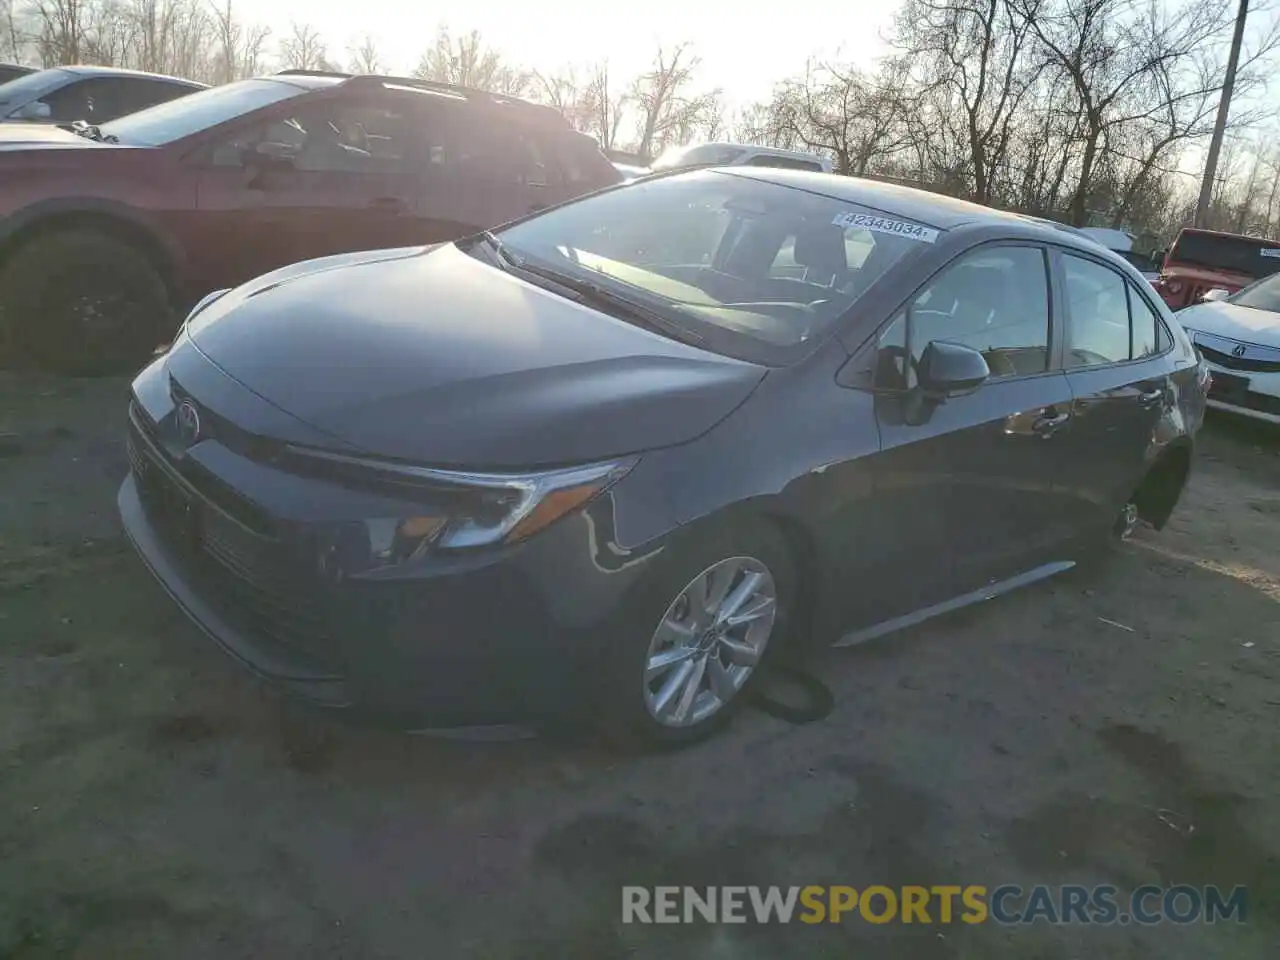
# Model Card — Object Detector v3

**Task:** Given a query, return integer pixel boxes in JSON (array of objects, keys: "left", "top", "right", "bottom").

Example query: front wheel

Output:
[
  {"left": 0, "top": 229, "right": 173, "bottom": 376},
  {"left": 595, "top": 519, "right": 796, "bottom": 747}
]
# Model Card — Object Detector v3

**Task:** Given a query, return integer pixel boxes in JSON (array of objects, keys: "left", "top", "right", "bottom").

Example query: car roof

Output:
[
  {"left": 270, "top": 74, "right": 349, "bottom": 90},
  {"left": 58, "top": 64, "right": 207, "bottom": 87},
  {"left": 270, "top": 70, "right": 573, "bottom": 129},
  {"left": 717, "top": 168, "right": 1108, "bottom": 245}
]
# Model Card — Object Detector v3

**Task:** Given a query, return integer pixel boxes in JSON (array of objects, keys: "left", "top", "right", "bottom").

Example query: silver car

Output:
[{"left": 0, "top": 65, "right": 204, "bottom": 124}]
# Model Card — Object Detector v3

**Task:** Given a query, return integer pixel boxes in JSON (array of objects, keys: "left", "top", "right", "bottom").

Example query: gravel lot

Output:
[{"left": 2, "top": 372, "right": 1278, "bottom": 959}]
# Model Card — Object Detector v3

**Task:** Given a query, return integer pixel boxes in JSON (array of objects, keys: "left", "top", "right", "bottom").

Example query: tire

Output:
[
  {"left": 0, "top": 228, "right": 173, "bottom": 376},
  {"left": 590, "top": 516, "right": 797, "bottom": 748}
]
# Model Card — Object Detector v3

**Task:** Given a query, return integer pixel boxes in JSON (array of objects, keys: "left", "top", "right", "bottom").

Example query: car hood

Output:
[
  {"left": 0, "top": 122, "right": 108, "bottom": 149},
  {"left": 186, "top": 244, "right": 767, "bottom": 468},
  {"left": 1177, "top": 300, "right": 1280, "bottom": 348}
]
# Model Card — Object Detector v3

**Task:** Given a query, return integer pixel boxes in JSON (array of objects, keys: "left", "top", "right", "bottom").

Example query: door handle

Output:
[
  {"left": 1032, "top": 409, "right": 1071, "bottom": 437},
  {"left": 367, "top": 197, "right": 406, "bottom": 214}
]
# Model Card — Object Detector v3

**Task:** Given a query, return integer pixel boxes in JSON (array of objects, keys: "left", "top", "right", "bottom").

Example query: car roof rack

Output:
[{"left": 274, "top": 69, "right": 568, "bottom": 126}]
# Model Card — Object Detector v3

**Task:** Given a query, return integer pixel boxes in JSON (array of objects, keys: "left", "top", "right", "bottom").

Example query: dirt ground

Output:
[{"left": 1, "top": 371, "right": 1278, "bottom": 959}]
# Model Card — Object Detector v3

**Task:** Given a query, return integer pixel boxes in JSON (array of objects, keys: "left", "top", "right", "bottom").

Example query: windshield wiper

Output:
[{"left": 472, "top": 236, "right": 705, "bottom": 346}]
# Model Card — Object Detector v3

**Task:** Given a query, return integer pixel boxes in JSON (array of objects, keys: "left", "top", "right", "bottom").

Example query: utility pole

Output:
[{"left": 1195, "top": 0, "right": 1250, "bottom": 227}]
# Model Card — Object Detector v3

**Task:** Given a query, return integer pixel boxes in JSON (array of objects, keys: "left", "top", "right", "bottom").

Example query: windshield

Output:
[
  {"left": 652, "top": 144, "right": 746, "bottom": 170},
  {"left": 1228, "top": 271, "right": 1280, "bottom": 313},
  {"left": 100, "top": 78, "right": 308, "bottom": 146},
  {"left": 494, "top": 169, "right": 940, "bottom": 361},
  {"left": 1117, "top": 250, "right": 1158, "bottom": 273},
  {"left": 0, "top": 67, "right": 69, "bottom": 106},
  {"left": 1167, "top": 229, "right": 1280, "bottom": 279}
]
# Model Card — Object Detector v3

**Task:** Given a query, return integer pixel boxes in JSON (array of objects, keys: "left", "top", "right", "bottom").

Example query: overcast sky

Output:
[{"left": 242, "top": 0, "right": 899, "bottom": 109}]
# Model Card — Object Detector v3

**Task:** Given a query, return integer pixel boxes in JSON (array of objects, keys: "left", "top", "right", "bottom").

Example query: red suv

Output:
[
  {"left": 0, "top": 71, "right": 620, "bottom": 374},
  {"left": 1152, "top": 227, "right": 1280, "bottom": 310}
]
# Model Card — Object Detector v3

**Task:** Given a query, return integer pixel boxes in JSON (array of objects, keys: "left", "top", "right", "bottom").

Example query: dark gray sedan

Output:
[{"left": 118, "top": 168, "right": 1208, "bottom": 744}]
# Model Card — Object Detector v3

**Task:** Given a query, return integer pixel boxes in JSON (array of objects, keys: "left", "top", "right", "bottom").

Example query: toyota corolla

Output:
[{"left": 118, "top": 168, "right": 1207, "bottom": 744}]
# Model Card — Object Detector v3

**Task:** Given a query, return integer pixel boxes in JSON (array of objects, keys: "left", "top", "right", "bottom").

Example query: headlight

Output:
[{"left": 287, "top": 446, "right": 637, "bottom": 552}]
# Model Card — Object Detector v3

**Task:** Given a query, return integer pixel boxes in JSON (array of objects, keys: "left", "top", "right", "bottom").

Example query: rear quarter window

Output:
[{"left": 554, "top": 134, "right": 620, "bottom": 189}]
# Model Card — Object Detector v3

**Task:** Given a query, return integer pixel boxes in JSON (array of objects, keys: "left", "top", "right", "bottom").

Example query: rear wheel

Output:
[
  {"left": 594, "top": 519, "right": 796, "bottom": 747},
  {"left": 0, "top": 229, "right": 173, "bottom": 376}
]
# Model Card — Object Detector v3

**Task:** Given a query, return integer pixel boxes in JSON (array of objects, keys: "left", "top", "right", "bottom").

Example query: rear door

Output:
[
  {"left": 1053, "top": 251, "right": 1171, "bottom": 536},
  {"left": 866, "top": 243, "right": 1079, "bottom": 603},
  {"left": 429, "top": 110, "right": 564, "bottom": 227}
]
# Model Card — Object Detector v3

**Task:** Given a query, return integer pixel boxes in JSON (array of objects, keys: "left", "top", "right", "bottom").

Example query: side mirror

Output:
[
  {"left": 243, "top": 142, "right": 295, "bottom": 187},
  {"left": 1200, "top": 287, "right": 1230, "bottom": 303},
  {"left": 917, "top": 340, "right": 990, "bottom": 399},
  {"left": 14, "top": 100, "right": 52, "bottom": 121}
]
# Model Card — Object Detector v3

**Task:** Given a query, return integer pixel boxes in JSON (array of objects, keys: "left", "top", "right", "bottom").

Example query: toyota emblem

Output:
[
  {"left": 176, "top": 400, "right": 201, "bottom": 447},
  {"left": 1231, "top": 343, "right": 1247, "bottom": 358}
]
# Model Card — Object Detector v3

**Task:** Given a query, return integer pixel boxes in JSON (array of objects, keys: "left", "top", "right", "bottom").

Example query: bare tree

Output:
[
  {"left": 210, "top": 0, "right": 270, "bottom": 83},
  {"left": 279, "top": 20, "right": 326, "bottom": 72},
  {"left": 533, "top": 65, "right": 579, "bottom": 114},
  {"left": 31, "top": 0, "right": 87, "bottom": 64},
  {"left": 2, "top": 0, "right": 24, "bottom": 62},
  {"left": 764, "top": 59, "right": 914, "bottom": 175},
  {"left": 630, "top": 43, "right": 720, "bottom": 157},
  {"left": 580, "top": 60, "right": 629, "bottom": 150},
  {"left": 347, "top": 32, "right": 381, "bottom": 74},
  {"left": 414, "top": 25, "right": 529, "bottom": 94},
  {"left": 1014, "top": 0, "right": 1236, "bottom": 224},
  {"left": 894, "top": 0, "right": 1042, "bottom": 203},
  {"left": 733, "top": 98, "right": 799, "bottom": 149}
]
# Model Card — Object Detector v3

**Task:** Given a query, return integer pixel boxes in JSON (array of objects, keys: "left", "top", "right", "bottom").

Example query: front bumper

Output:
[
  {"left": 1191, "top": 330, "right": 1280, "bottom": 425},
  {"left": 118, "top": 407, "right": 656, "bottom": 727}
]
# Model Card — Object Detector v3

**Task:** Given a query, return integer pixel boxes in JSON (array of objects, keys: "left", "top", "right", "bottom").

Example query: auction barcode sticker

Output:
[{"left": 832, "top": 212, "right": 939, "bottom": 243}]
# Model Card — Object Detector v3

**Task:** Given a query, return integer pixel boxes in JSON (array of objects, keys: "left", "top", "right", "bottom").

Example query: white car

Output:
[
  {"left": 1078, "top": 226, "right": 1161, "bottom": 283},
  {"left": 613, "top": 161, "right": 651, "bottom": 181},
  {"left": 651, "top": 142, "right": 832, "bottom": 174},
  {"left": 0, "top": 65, "right": 203, "bottom": 124},
  {"left": 1177, "top": 273, "right": 1280, "bottom": 424}
]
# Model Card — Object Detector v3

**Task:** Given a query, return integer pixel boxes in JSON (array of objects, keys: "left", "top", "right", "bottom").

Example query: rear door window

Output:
[
  {"left": 1128, "top": 285, "right": 1163, "bottom": 358},
  {"left": 443, "top": 115, "right": 550, "bottom": 186},
  {"left": 1062, "top": 254, "right": 1131, "bottom": 367}
]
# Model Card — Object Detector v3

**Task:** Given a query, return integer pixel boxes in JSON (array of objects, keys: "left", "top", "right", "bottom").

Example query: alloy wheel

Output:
[{"left": 643, "top": 556, "right": 778, "bottom": 728}]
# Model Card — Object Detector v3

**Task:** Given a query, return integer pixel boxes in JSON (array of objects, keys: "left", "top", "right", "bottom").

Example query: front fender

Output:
[{"left": 0, "top": 196, "right": 187, "bottom": 292}]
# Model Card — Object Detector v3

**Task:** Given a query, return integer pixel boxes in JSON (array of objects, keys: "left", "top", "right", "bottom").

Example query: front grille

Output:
[
  {"left": 1198, "top": 343, "right": 1280, "bottom": 373},
  {"left": 128, "top": 412, "right": 342, "bottom": 670}
]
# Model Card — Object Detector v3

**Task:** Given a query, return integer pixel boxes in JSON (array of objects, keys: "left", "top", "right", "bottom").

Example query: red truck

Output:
[{"left": 1151, "top": 227, "right": 1280, "bottom": 310}]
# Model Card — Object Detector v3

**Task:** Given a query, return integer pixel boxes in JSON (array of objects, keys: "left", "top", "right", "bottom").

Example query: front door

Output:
[
  {"left": 188, "top": 95, "right": 429, "bottom": 293},
  {"left": 871, "top": 244, "right": 1078, "bottom": 595},
  {"left": 1053, "top": 251, "right": 1171, "bottom": 536}
]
